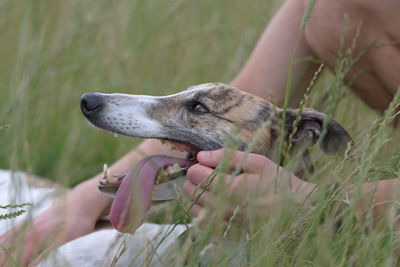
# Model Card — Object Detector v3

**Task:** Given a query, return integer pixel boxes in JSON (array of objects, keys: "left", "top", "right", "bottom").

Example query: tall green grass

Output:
[
  {"left": 0, "top": 0, "right": 278, "bottom": 186},
  {"left": 1, "top": 0, "right": 400, "bottom": 266}
]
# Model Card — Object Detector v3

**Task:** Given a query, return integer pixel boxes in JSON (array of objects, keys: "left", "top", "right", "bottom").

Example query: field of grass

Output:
[
  {"left": 0, "top": 0, "right": 282, "bottom": 186},
  {"left": 1, "top": 0, "right": 400, "bottom": 266}
]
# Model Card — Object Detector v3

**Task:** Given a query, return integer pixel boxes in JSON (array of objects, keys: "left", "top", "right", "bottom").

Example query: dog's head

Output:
[
  {"left": 81, "top": 82, "right": 351, "bottom": 156},
  {"left": 81, "top": 83, "right": 352, "bottom": 232}
]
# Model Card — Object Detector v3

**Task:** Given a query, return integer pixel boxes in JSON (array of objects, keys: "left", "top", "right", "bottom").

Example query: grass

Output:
[
  {"left": 0, "top": 0, "right": 277, "bottom": 186},
  {"left": 1, "top": 0, "right": 400, "bottom": 266}
]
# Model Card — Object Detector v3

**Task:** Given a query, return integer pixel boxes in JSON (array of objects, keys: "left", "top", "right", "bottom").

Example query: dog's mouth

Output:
[{"left": 98, "top": 140, "right": 198, "bottom": 233}]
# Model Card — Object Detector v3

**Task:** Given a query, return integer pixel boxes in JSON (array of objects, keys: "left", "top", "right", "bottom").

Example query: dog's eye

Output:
[{"left": 192, "top": 102, "right": 208, "bottom": 114}]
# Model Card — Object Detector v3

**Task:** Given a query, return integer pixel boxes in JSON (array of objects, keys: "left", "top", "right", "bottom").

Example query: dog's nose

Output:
[{"left": 81, "top": 93, "right": 103, "bottom": 116}]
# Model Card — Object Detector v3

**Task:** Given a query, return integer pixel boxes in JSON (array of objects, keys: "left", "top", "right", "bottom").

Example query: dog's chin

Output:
[{"left": 98, "top": 140, "right": 198, "bottom": 233}]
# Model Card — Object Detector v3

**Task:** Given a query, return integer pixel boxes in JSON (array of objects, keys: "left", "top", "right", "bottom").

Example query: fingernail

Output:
[{"left": 198, "top": 151, "right": 211, "bottom": 161}]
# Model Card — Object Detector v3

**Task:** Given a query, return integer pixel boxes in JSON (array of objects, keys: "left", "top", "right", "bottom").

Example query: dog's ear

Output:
[{"left": 282, "top": 109, "right": 352, "bottom": 155}]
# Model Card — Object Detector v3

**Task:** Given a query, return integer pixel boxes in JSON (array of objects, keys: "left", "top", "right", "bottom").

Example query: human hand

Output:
[{"left": 183, "top": 149, "right": 315, "bottom": 221}]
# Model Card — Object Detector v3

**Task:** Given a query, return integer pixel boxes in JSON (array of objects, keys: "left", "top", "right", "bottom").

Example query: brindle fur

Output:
[{"left": 81, "top": 83, "right": 352, "bottom": 165}]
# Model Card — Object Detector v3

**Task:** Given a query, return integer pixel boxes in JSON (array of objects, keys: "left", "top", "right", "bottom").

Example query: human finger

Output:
[
  {"left": 186, "top": 163, "right": 217, "bottom": 187},
  {"left": 197, "top": 149, "right": 275, "bottom": 174},
  {"left": 183, "top": 178, "right": 212, "bottom": 206}
]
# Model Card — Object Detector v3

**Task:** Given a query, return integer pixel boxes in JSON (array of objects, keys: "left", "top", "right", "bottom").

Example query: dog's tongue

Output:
[{"left": 109, "top": 155, "right": 193, "bottom": 233}]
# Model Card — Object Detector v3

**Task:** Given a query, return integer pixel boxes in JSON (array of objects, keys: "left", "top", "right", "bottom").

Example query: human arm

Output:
[
  {"left": 0, "top": 139, "right": 186, "bottom": 266},
  {"left": 230, "top": 0, "right": 319, "bottom": 106},
  {"left": 348, "top": 179, "right": 400, "bottom": 225},
  {"left": 184, "top": 150, "right": 400, "bottom": 226}
]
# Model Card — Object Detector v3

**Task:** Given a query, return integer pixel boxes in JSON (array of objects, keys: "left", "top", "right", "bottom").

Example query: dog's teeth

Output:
[
  {"left": 99, "top": 164, "right": 108, "bottom": 184},
  {"left": 106, "top": 168, "right": 118, "bottom": 183},
  {"left": 166, "top": 163, "right": 181, "bottom": 175},
  {"left": 103, "top": 164, "right": 108, "bottom": 174},
  {"left": 159, "top": 139, "right": 187, "bottom": 153},
  {"left": 106, "top": 168, "right": 112, "bottom": 182}
]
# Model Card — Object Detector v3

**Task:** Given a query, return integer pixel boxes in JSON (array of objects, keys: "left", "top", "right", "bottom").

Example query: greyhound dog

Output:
[{"left": 80, "top": 82, "right": 352, "bottom": 233}]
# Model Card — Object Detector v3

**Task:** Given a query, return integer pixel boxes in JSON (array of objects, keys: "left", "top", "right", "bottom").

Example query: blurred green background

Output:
[
  {"left": 0, "top": 0, "right": 279, "bottom": 186},
  {"left": 0, "top": 0, "right": 395, "bottom": 187}
]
